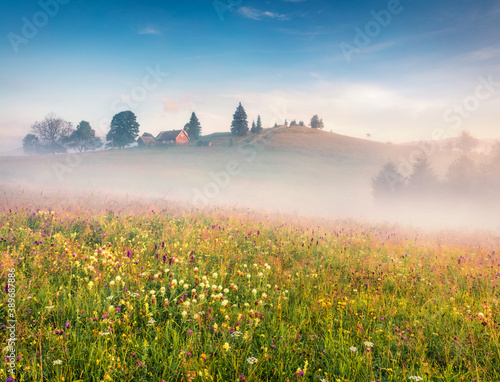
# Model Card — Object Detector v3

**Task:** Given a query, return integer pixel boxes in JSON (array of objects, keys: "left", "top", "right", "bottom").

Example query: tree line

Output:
[
  {"left": 22, "top": 103, "right": 325, "bottom": 154},
  {"left": 372, "top": 132, "right": 500, "bottom": 203}
]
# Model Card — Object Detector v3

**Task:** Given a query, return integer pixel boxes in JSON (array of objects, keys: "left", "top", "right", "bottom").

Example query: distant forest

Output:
[{"left": 372, "top": 131, "right": 500, "bottom": 203}]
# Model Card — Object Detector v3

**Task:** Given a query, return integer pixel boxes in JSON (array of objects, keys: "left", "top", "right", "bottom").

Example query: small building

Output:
[
  {"left": 156, "top": 130, "right": 189, "bottom": 145},
  {"left": 137, "top": 133, "right": 156, "bottom": 146}
]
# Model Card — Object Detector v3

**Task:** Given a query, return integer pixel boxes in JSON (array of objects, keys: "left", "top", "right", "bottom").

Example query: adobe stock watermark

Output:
[
  {"left": 392, "top": 74, "right": 500, "bottom": 181},
  {"left": 443, "top": 75, "right": 500, "bottom": 130},
  {"left": 213, "top": 0, "right": 242, "bottom": 22},
  {"left": 111, "top": 65, "right": 168, "bottom": 112},
  {"left": 192, "top": 133, "right": 274, "bottom": 207},
  {"left": 7, "top": 0, "right": 71, "bottom": 54},
  {"left": 340, "top": 0, "right": 411, "bottom": 63},
  {"left": 5, "top": 268, "right": 17, "bottom": 379},
  {"left": 51, "top": 64, "right": 168, "bottom": 183}
]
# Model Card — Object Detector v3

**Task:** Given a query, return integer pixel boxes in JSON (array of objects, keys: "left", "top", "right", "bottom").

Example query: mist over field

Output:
[{"left": 2, "top": 126, "right": 499, "bottom": 231}]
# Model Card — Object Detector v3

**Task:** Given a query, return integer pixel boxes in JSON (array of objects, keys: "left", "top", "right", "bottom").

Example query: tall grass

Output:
[{"left": 0, "top": 203, "right": 499, "bottom": 381}]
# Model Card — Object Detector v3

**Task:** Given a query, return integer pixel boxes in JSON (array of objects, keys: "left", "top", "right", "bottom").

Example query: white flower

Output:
[
  {"left": 212, "top": 272, "right": 218, "bottom": 278},
  {"left": 131, "top": 292, "right": 140, "bottom": 298},
  {"left": 221, "top": 300, "right": 229, "bottom": 307},
  {"left": 106, "top": 295, "right": 114, "bottom": 300},
  {"left": 223, "top": 288, "right": 229, "bottom": 293},
  {"left": 247, "top": 356, "right": 258, "bottom": 365},
  {"left": 99, "top": 332, "right": 110, "bottom": 336},
  {"left": 349, "top": 346, "right": 357, "bottom": 352},
  {"left": 231, "top": 331, "right": 242, "bottom": 337},
  {"left": 45, "top": 306, "right": 54, "bottom": 310},
  {"left": 181, "top": 310, "right": 187, "bottom": 318},
  {"left": 150, "top": 290, "right": 156, "bottom": 295},
  {"left": 179, "top": 279, "right": 184, "bottom": 285},
  {"left": 409, "top": 377, "right": 423, "bottom": 381},
  {"left": 147, "top": 317, "right": 156, "bottom": 326},
  {"left": 200, "top": 282, "right": 205, "bottom": 288},
  {"left": 251, "top": 289, "right": 257, "bottom": 296},
  {"left": 364, "top": 341, "right": 374, "bottom": 347},
  {"left": 160, "top": 287, "right": 166, "bottom": 294},
  {"left": 115, "top": 276, "right": 121, "bottom": 282},
  {"left": 109, "top": 281, "right": 115, "bottom": 286},
  {"left": 53, "top": 359, "right": 63, "bottom": 365}
]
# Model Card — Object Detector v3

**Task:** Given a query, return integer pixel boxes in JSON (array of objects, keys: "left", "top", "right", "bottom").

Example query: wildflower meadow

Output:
[{"left": 0, "top": 201, "right": 499, "bottom": 381}]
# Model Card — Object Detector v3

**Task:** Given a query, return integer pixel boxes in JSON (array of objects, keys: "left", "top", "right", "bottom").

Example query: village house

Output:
[
  {"left": 137, "top": 132, "right": 156, "bottom": 146},
  {"left": 156, "top": 130, "right": 190, "bottom": 145},
  {"left": 137, "top": 130, "right": 190, "bottom": 146}
]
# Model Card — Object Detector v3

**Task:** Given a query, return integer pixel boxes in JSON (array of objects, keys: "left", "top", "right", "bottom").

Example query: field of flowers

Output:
[{"left": 1, "top": 202, "right": 499, "bottom": 381}]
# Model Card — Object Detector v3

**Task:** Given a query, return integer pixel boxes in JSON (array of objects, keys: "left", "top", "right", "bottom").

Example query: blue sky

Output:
[{"left": 1, "top": 0, "right": 499, "bottom": 152}]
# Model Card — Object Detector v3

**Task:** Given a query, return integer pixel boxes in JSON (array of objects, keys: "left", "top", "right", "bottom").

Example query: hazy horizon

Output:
[{"left": 2, "top": 0, "right": 500, "bottom": 152}]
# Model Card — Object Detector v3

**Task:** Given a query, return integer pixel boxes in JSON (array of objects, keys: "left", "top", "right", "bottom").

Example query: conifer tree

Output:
[{"left": 230, "top": 102, "right": 249, "bottom": 137}]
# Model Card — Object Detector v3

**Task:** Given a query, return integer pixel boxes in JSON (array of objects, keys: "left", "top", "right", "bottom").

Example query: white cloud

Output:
[
  {"left": 138, "top": 27, "right": 162, "bottom": 35},
  {"left": 460, "top": 47, "right": 500, "bottom": 62},
  {"left": 238, "top": 6, "right": 289, "bottom": 21}
]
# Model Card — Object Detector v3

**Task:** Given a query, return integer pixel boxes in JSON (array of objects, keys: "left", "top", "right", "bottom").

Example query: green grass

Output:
[{"left": 0, "top": 205, "right": 499, "bottom": 381}]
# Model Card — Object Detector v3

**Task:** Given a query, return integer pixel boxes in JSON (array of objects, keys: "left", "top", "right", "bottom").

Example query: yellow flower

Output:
[{"left": 223, "top": 342, "right": 230, "bottom": 351}]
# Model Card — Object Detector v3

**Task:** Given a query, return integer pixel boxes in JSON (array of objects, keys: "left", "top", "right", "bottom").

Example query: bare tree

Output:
[{"left": 31, "top": 113, "right": 73, "bottom": 154}]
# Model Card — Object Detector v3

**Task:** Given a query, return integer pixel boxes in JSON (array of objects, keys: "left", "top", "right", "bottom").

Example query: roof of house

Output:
[
  {"left": 156, "top": 130, "right": 188, "bottom": 141},
  {"left": 138, "top": 135, "right": 156, "bottom": 144},
  {"left": 142, "top": 132, "right": 155, "bottom": 138}
]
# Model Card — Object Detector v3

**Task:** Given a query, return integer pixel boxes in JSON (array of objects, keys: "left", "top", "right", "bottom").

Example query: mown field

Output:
[{"left": 1, "top": 195, "right": 499, "bottom": 381}]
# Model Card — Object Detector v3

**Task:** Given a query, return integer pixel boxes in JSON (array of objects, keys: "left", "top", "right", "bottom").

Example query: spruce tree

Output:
[
  {"left": 251, "top": 121, "right": 256, "bottom": 134},
  {"left": 407, "top": 154, "right": 438, "bottom": 195},
  {"left": 372, "top": 162, "right": 405, "bottom": 200},
  {"left": 185, "top": 112, "right": 202, "bottom": 140},
  {"left": 230, "top": 102, "right": 249, "bottom": 137},
  {"left": 256, "top": 115, "right": 263, "bottom": 134}
]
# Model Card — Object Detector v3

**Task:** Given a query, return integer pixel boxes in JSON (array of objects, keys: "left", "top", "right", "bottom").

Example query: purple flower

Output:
[
  {"left": 115, "top": 307, "right": 121, "bottom": 312},
  {"left": 380, "top": 317, "right": 385, "bottom": 321},
  {"left": 4, "top": 284, "right": 8, "bottom": 294},
  {"left": 65, "top": 322, "right": 70, "bottom": 328},
  {"left": 187, "top": 330, "right": 193, "bottom": 335},
  {"left": 6, "top": 376, "right": 16, "bottom": 382}
]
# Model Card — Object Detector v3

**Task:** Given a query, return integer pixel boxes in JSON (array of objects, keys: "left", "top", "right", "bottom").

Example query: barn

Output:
[
  {"left": 156, "top": 130, "right": 189, "bottom": 145},
  {"left": 137, "top": 133, "right": 156, "bottom": 146}
]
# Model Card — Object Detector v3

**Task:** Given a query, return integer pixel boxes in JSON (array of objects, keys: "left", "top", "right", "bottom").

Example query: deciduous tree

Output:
[{"left": 106, "top": 111, "right": 140, "bottom": 148}]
